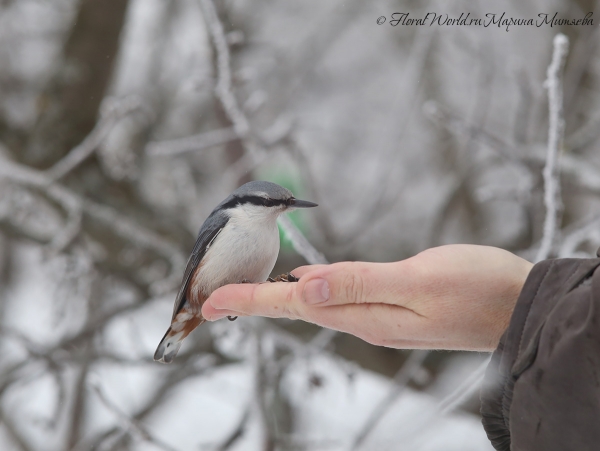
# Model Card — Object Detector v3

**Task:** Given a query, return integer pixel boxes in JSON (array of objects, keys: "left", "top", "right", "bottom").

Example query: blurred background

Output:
[{"left": 0, "top": 0, "right": 599, "bottom": 449}]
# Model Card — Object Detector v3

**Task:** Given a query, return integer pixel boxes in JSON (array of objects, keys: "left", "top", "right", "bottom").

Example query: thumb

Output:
[{"left": 300, "top": 261, "right": 403, "bottom": 306}]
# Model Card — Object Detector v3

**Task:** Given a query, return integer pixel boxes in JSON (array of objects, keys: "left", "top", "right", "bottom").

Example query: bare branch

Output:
[
  {"left": 0, "top": 155, "right": 185, "bottom": 294},
  {"left": 250, "top": 330, "right": 274, "bottom": 450},
  {"left": 559, "top": 154, "right": 600, "bottom": 196},
  {"left": 307, "top": 327, "right": 337, "bottom": 351},
  {"left": 198, "top": 0, "right": 269, "bottom": 186},
  {"left": 565, "top": 110, "right": 600, "bottom": 152},
  {"left": 215, "top": 407, "right": 251, "bottom": 451},
  {"left": 90, "top": 380, "right": 180, "bottom": 451},
  {"left": 336, "top": 23, "right": 436, "bottom": 246},
  {"left": 559, "top": 213, "right": 600, "bottom": 258},
  {"left": 351, "top": 350, "right": 429, "bottom": 450},
  {"left": 46, "top": 202, "right": 82, "bottom": 255},
  {"left": 423, "top": 100, "right": 517, "bottom": 161},
  {"left": 67, "top": 361, "right": 90, "bottom": 449},
  {"left": 80, "top": 355, "right": 226, "bottom": 450},
  {"left": 0, "top": 406, "right": 33, "bottom": 451},
  {"left": 277, "top": 215, "right": 328, "bottom": 265},
  {"left": 198, "top": 0, "right": 249, "bottom": 138},
  {"left": 145, "top": 127, "right": 239, "bottom": 157},
  {"left": 222, "top": 151, "right": 269, "bottom": 189},
  {"left": 389, "top": 356, "right": 493, "bottom": 445},
  {"left": 425, "top": 100, "right": 600, "bottom": 200},
  {"left": 536, "top": 34, "right": 569, "bottom": 262},
  {"left": 45, "top": 97, "right": 146, "bottom": 182},
  {"left": 438, "top": 356, "right": 491, "bottom": 414}
]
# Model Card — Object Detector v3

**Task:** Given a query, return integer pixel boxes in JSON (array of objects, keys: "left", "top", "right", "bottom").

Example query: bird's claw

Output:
[{"left": 228, "top": 280, "right": 249, "bottom": 322}]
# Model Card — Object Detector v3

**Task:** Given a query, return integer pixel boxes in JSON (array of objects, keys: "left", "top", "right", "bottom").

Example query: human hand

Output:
[{"left": 201, "top": 245, "right": 533, "bottom": 351}]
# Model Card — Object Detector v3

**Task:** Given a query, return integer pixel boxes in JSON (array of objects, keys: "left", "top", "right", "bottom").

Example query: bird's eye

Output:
[{"left": 263, "top": 199, "right": 275, "bottom": 207}]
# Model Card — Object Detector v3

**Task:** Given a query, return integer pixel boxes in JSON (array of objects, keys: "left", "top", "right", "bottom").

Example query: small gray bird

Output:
[{"left": 154, "top": 181, "right": 317, "bottom": 363}]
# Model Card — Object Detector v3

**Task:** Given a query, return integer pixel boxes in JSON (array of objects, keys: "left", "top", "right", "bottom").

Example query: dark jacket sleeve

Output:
[{"left": 480, "top": 252, "right": 600, "bottom": 451}]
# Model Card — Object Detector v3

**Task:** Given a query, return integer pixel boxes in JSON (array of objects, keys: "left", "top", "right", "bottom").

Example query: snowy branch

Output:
[
  {"left": 351, "top": 350, "right": 430, "bottom": 450},
  {"left": 214, "top": 408, "right": 250, "bottom": 451},
  {"left": 558, "top": 213, "right": 600, "bottom": 258},
  {"left": 390, "top": 356, "right": 493, "bottom": 444},
  {"left": 198, "top": 0, "right": 264, "bottom": 158},
  {"left": 0, "top": 406, "right": 32, "bottom": 451},
  {"left": 0, "top": 154, "right": 186, "bottom": 294},
  {"left": 536, "top": 34, "right": 569, "bottom": 262},
  {"left": 145, "top": 127, "right": 239, "bottom": 156},
  {"left": 438, "top": 356, "right": 491, "bottom": 414},
  {"left": 90, "top": 381, "right": 180, "bottom": 451},
  {"left": 423, "top": 100, "right": 516, "bottom": 160},
  {"left": 277, "top": 215, "right": 328, "bottom": 265},
  {"left": 198, "top": 0, "right": 249, "bottom": 139},
  {"left": 45, "top": 96, "right": 146, "bottom": 182}
]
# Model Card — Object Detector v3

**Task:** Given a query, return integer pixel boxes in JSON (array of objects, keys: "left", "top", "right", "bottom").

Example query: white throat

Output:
[{"left": 190, "top": 203, "right": 283, "bottom": 297}]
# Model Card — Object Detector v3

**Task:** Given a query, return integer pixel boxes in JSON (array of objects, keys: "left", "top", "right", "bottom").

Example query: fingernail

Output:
[{"left": 304, "top": 278, "right": 330, "bottom": 304}]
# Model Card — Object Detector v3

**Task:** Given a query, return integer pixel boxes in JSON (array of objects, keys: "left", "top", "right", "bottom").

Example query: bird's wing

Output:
[{"left": 171, "top": 211, "right": 229, "bottom": 319}]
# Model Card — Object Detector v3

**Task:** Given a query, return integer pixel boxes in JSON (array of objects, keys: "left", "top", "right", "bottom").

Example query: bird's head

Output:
[{"left": 218, "top": 181, "right": 317, "bottom": 219}]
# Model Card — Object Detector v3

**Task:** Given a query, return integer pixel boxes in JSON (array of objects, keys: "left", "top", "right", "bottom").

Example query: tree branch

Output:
[
  {"left": 438, "top": 356, "right": 491, "bottom": 414},
  {"left": 351, "top": 350, "right": 429, "bottom": 450},
  {"left": 536, "top": 34, "right": 569, "bottom": 262},
  {"left": 45, "top": 97, "right": 146, "bottom": 182},
  {"left": 198, "top": 0, "right": 271, "bottom": 187},
  {"left": 0, "top": 154, "right": 186, "bottom": 294},
  {"left": 146, "top": 127, "right": 239, "bottom": 157},
  {"left": 90, "top": 380, "right": 180, "bottom": 451},
  {"left": 277, "top": 215, "right": 328, "bottom": 265}
]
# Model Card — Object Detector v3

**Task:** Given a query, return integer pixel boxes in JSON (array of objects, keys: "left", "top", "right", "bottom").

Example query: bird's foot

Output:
[
  {"left": 268, "top": 273, "right": 299, "bottom": 283},
  {"left": 228, "top": 280, "right": 251, "bottom": 321}
]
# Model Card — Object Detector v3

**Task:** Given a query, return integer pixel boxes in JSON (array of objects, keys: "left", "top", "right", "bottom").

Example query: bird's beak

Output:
[{"left": 290, "top": 198, "right": 318, "bottom": 208}]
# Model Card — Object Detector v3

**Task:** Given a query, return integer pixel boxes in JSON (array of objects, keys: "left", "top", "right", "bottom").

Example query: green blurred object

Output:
[{"left": 256, "top": 167, "right": 309, "bottom": 252}]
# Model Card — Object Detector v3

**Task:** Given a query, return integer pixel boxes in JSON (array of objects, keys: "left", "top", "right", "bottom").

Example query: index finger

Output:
[
  {"left": 288, "top": 264, "right": 328, "bottom": 278},
  {"left": 202, "top": 281, "right": 305, "bottom": 320},
  {"left": 202, "top": 265, "right": 327, "bottom": 320},
  {"left": 202, "top": 260, "right": 416, "bottom": 320}
]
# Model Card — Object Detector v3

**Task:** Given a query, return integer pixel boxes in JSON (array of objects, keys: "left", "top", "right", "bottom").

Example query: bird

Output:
[{"left": 154, "top": 180, "right": 318, "bottom": 363}]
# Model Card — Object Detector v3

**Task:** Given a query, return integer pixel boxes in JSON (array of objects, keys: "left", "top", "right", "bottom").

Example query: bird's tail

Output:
[
  {"left": 153, "top": 316, "right": 204, "bottom": 364},
  {"left": 154, "top": 327, "right": 184, "bottom": 364}
]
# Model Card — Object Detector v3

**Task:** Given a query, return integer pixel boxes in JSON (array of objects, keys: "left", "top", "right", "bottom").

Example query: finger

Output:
[
  {"left": 203, "top": 268, "right": 329, "bottom": 321},
  {"left": 206, "top": 262, "right": 420, "bottom": 321},
  {"left": 202, "top": 278, "right": 444, "bottom": 347},
  {"left": 205, "top": 261, "right": 417, "bottom": 318},
  {"left": 202, "top": 300, "right": 247, "bottom": 321},
  {"left": 298, "top": 261, "right": 413, "bottom": 307},
  {"left": 204, "top": 282, "right": 305, "bottom": 319},
  {"left": 204, "top": 265, "right": 328, "bottom": 319},
  {"left": 289, "top": 265, "right": 328, "bottom": 278},
  {"left": 203, "top": 280, "right": 420, "bottom": 338},
  {"left": 202, "top": 283, "right": 421, "bottom": 347}
]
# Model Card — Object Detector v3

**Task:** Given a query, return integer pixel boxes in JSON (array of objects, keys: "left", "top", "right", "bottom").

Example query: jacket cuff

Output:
[{"left": 480, "top": 256, "right": 600, "bottom": 451}]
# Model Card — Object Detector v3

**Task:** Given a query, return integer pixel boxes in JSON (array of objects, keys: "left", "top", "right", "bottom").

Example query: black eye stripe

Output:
[{"left": 221, "top": 195, "right": 292, "bottom": 209}]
